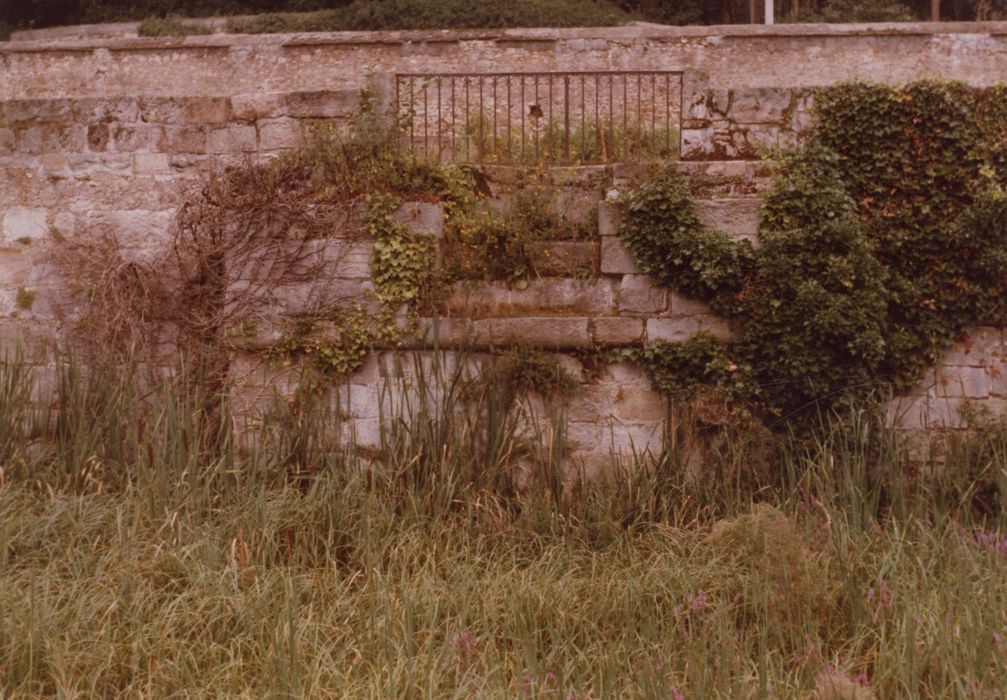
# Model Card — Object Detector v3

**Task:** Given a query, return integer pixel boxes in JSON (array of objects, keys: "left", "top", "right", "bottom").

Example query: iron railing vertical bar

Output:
[
  {"left": 534, "top": 75, "right": 540, "bottom": 160},
  {"left": 564, "top": 75, "right": 571, "bottom": 161},
  {"left": 422, "top": 80, "right": 429, "bottom": 159},
  {"left": 478, "top": 76, "right": 484, "bottom": 163},
  {"left": 666, "top": 73, "right": 672, "bottom": 155},
  {"left": 651, "top": 73, "right": 657, "bottom": 155},
  {"left": 608, "top": 74, "right": 614, "bottom": 162}
]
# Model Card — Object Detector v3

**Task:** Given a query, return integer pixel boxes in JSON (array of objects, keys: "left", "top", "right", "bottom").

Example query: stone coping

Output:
[{"left": 6, "top": 21, "right": 1007, "bottom": 53}]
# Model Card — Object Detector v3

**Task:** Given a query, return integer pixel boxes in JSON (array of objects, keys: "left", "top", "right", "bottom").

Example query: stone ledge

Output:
[
  {"left": 591, "top": 317, "right": 644, "bottom": 345},
  {"left": 445, "top": 279, "right": 615, "bottom": 317}
]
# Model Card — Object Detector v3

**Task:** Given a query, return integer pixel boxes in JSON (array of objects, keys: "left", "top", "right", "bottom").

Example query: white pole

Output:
[{"left": 765, "top": 0, "right": 775, "bottom": 24}]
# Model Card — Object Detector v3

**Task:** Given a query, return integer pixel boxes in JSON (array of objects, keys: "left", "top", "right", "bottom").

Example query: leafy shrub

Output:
[
  {"left": 443, "top": 170, "right": 596, "bottom": 282},
  {"left": 707, "top": 504, "right": 840, "bottom": 642},
  {"left": 787, "top": 0, "right": 914, "bottom": 22},
  {"left": 619, "top": 81, "right": 1007, "bottom": 420},
  {"left": 229, "top": 0, "right": 631, "bottom": 33},
  {"left": 138, "top": 15, "right": 212, "bottom": 35}
]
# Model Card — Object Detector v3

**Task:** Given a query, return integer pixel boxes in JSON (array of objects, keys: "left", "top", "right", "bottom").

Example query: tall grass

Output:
[{"left": 0, "top": 349, "right": 1006, "bottom": 697}]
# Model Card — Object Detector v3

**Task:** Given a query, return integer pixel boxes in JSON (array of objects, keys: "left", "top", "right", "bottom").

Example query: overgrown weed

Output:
[{"left": 1, "top": 348, "right": 1006, "bottom": 696}]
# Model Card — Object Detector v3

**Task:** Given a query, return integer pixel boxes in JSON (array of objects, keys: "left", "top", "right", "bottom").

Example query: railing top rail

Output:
[{"left": 395, "top": 70, "right": 685, "bottom": 78}]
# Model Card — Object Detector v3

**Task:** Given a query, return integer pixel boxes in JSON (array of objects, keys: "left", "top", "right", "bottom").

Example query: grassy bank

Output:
[{"left": 1, "top": 352, "right": 1006, "bottom": 697}]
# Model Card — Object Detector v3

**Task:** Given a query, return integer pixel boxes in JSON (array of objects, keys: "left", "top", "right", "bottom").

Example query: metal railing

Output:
[{"left": 395, "top": 71, "right": 683, "bottom": 165}]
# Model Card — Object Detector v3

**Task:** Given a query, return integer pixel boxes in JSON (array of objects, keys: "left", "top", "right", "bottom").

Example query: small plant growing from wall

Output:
[
  {"left": 15, "top": 287, "right": 35, "bottom": 311},
  {"left": 617, "top": 80, "right": 1007, "bottom": 423}
]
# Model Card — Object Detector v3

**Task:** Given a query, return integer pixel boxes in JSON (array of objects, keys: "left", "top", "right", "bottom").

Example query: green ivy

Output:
[
  {"left": 267, "top": 305, "right": 376, "bottom": 378},
  {"left": 619, "top": 166, "right": 756, "bottom": 315},
  {"left": 366, "top": 193, "right": 437, "bottom": 307},
  {"left": 611, "top": 333, "right": 748, "bottom": 400},
  {"left": 619, "top": 80, "right": 1007, "bottom": 421}
]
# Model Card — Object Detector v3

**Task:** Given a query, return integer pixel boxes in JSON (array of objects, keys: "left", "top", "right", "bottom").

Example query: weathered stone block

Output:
[
  {"left": 139, "top": 97, "right": 184, "bottom": 124},
  {"left": 612, "top": 385, "right": 666, "bottom": 423},
  {"left": 408, "top": 318, "right": 475, "bottom": 348},
  {"left": 942, "top": 327, "right": 1004, "bottom": 367},
  {"left": 604, "top": 420, "right": 665, "bottom": 458},
  {"left": 473, "top": 317, "right": 591, "bottom": 349},
  {"left": 51, "top": 212, "right": 76, "bottom": 239},
  {"left": 745, "top": 124, "right": 782, "bottom": 152},
  {"left": 133, "top": 152, "right": 170, "bottom": 175},
  {"left": 0, "top": 248, "right": 31, "bottom": 288},
  {"left": 991, "top": 365, "right": 1007, "bottom": 398},
  {"left": 163, "top": 126, "right": 207, "bottom": 154},
  {"left": 729, "top": 88, "right": 795, "bottom": 124},
  {"left": 72, "top": 97, "right": 141, "bottom": 124},
  {"left": 2, "top": 208, "right": 47, "bottom": 243},
  {"left": 600, "top": 236, "right": 640, "bottom": 275},
  {"left": 668, "top": 292, "right": 714, "bottom": 317},
  {"left": 65, "top": 152, "right": 133, "bottom": 174},
  {"left": 694, "top": 197, "right": 761, "bottom": 241},
  {"left": 566, "top": 421, "right": 602, "bottom": 452},
  {"left": 555, "top": 189, "right": 599, "bottom": 228},
  {"left": 567, "top": 385, "right": 614, "bottom": 423},
  {"left": 647, "top": 317, "right": 701, "bottom": 343},
  {"left": 681, "top": 123, "right": 758, "bottom": 161},
  {"left": 592, "top": 317, "right": 644, "bottom": 345},
  {"left": 271, "top": 278, "right": 374, "bottom": 315},
  {"left": 0, "top": 128, "right": 14, "bottom": 154},
  {"left": 86, "top": 122, "right": 111, "bottom": 152},
  {"left": 887, "top": 396, "right": 969, "bottom": 431},
  {"left": 684, "top": 89, "right": 731, "bottom": 122},
  {"left": 618, "top": 274, "right": 666, "bottom": 313},
  {"left": 342, "top": 418, "right": 381, "bottom": 449},
  {"left": 3, "top": 99, "right": 74, "bottom": 124},
  {"left": 17, "top": 124, "right": 85, "bottom": 154},
  {"left": 604, "top": 362, "right": 650, "bottom": 384},
  {"left": 110, "top": 125, "right": 151, "bottom": 152},
  {"left": 232, "top": 93, "right": 287, "bottom": 121},
  {"left": 41, "top": 153, "right": 68, "bottom": 177},
  {"left": 527, "top": 241, "right": 596, "bottom": 276},
  {"left": 287, "top": 90, "right": 359, "bottom": 119},
  {"left": 86, "top": 210, "right": 174, "bottom": 249},
  {"left": 258, "top": 118, "right": 301, "bottom": 151},
  {"left": 931, "top": 366, "right": 991, "bottom": 399},
  {"left": 597, "top": 200, "right": 620, "bottom": 237},
  {"left": 447, "top": 279, "right": 614, "bottom": 317},
  {"left": 394, "top": 201, "right": 444, "bottom": 237},
  {"left": 183, "top": 97, "right": 232, "bottom": 125},
  {"left": 206, "top": 125, "right": 258, "bottom": 154}
]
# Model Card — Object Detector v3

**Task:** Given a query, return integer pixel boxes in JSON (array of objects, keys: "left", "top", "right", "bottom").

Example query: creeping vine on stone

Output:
[{"left": 618, "top": 80, "right": 1007, "bottom": 422}]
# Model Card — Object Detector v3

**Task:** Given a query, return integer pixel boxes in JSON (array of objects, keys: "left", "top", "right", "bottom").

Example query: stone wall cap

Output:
[{"left": 6, "top": 21, "right": 1007, "bottom": 54}]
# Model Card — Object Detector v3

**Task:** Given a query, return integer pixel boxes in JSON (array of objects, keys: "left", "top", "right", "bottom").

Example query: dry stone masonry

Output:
[{"left": 3, "top": 22, "right": 1007, "bottom": 471}]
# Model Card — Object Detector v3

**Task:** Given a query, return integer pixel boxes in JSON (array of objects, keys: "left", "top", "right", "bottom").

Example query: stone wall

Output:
[{"left": 2, "top": 22, "right": 1007, "bottom": 472}]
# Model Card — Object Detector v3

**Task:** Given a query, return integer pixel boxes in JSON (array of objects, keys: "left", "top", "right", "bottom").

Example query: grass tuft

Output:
[
  {"left": 0, "top": 348, "right": 1006, "bottom": 696},
  {"left": 137, "top": 15, "right": 212, "bottom": 37}
]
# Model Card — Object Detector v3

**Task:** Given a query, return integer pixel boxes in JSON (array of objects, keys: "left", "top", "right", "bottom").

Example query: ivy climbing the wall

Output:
[{"left": 619, "top": 80, "right": 1007, "bottom": 421}]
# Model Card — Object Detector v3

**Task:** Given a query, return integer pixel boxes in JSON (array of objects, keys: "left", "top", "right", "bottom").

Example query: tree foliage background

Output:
[
  {"left": 1, "top": 0, "right": 1006, "bottom": 29},
  {"left": 1, "top": 0, "right": 1006, "bottom": 36}
]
